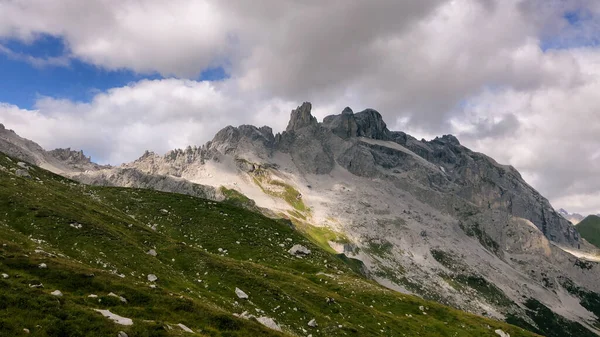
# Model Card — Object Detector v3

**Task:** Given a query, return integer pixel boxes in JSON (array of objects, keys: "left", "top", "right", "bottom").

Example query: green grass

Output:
[
  {"left": 577, "top": 215, "right": 600, "bottom": 248},
  {"left": 251, "top": 168, "right": 308, "bottom": 213},
  {"left": 299, "top": 225, "right": 350, "bottom": 254},
  {"left": 219, "top": 186, "right": 260, "bottom": 212},
  {"left": 0, "top": 154, "right": 542, "bottom": 336}
]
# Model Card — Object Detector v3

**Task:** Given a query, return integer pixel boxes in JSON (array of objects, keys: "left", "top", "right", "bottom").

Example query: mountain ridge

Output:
[{"left": 2, "top": 102, "right": 600, "bottom": 336}]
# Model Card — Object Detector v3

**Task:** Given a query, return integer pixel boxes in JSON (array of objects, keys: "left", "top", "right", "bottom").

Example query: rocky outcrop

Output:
[
  {"left": 354, "top": 109, "right": 391, "bottom": 140},
  {"left": 47, "top": 148, "right": 109, "bottom": 171},
  {"left": 286, "top": 102, "right": 317, "bottom": 132},
  {"left": 323, "top": 107, "right": 359, "bottom": 139},
  {"left": 70, "top": 168, "right": 218, "bottom": 200}
]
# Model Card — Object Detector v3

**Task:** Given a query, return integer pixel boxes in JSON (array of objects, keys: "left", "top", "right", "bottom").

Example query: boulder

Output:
[
  {"left": 235, "top": 287, "right": 249, "bottom": 299},
  {"left": 256, "top": 317, "right": 282, "bottom": 332},
  {"left": 495, "top": 330, "right": 510, "bottom": 337},
  {"left": 288, "top": 244, "right": 311, "bottom": 256},
  {"left": 15, "top": 169, "right": 31, "bottom": 178}
]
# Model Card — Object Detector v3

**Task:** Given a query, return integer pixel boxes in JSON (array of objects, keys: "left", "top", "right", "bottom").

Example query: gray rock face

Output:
[
  {"left": 286, "top": 102, "right": 317, "bottom": 132},
  {"left": 47, "top": 148, "right": 108, "bottom": 171},
  {"left": 323, "top": 107, "right": 359, "bottom": 139},
  {"left": 71, "top": 168, "right": 218, "bottom": 200},
  {"left": 209, "top": 124, "right": 275, "bottom": 159},
  {"left": 354, "top": 109, "right": 391, "bottom": 140}
]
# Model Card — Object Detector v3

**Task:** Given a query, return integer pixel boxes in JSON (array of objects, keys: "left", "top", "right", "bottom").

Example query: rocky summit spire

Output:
[{"left": 286, "top": 102, "right": 317, "bottom": 132}]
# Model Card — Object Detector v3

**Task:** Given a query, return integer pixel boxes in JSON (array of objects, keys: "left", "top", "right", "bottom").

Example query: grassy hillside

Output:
[
  {"left": 577, "top": 215, "right": 600, "bottom": 248},
  {"left": 0, "top": 153, "right": 540, "bottom": 336}
]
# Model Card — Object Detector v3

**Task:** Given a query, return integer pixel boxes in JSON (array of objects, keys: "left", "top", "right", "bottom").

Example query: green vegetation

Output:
[
  {"left": 251, "top": 168, "right": 308, "bottom": 213},
  {"left": 430, "top": 249, "right": 460, "bottom": 269},
  {"left": 454, "top": 275, "right": 513, "bottom": 307},
  {"left": 460, "top": 221, "right": 500, "bottom": 254},
  {"left": 219, "top": 186, "right": 259, "bottom": 212},
  {"left": 506, "top": 298, "right": 597, "bottom": 337},
  {"left": 364, "top": 240, "right": 394, "bottom": 258},
  {"left": 0, "top": 154, "right": 540, "bottom": 336},
  {"left": 300, "top": 225, "right": 350, "bottom": 254},
  {"left": 561, "top": 278, "right": 600, "bottom": 322},
  {"left": 577, "top": 215, "right": 600, "bottom": 248}
]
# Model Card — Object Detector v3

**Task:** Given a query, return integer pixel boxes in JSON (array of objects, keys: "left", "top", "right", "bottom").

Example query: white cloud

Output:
[
  {"left": 455, "top": 48, "right": 600, "bottom": 214},
  {"left": 1, "top": 0, "right": 600, "bottom": 213},
  {"left": 0, "top": 79, "right": 297, "bottom": 164}
]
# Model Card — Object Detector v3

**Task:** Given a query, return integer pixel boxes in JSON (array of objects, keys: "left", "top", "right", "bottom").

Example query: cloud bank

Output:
[{"left": 0, "top": 0, "right": 600, "bottom": 213}]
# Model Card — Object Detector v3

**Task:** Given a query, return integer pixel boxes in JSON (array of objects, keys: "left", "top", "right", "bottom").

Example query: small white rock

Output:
[
  {"left": 235, "top": 287, "right": 248, "bottom": 299},
  {"left": 147, "top": 274, "right": 158, "bottom": 282},
  {"left": 256, "top": 317, "right": 282, "bottom": 332},
  {"left": 23, "top": 328, "right": 30, "bottom": 334},
  {"left": 1, "top": 273, "right": 8, "bottom": 279},
  {"left": 94, "top": 309, "right": 133, "bottom": 326},
  {"left": 177, "top": 323, "right": 194, "bottom": 333},
  {"left": 108, "top": 292, "right": 127, "bottom": 303},
  {"left": 117, "top": 331, "right": 128, "bottom": 337},
  {"left": 308, "top": 318, "right": 318, "bottom": 327},
  {"left": 88, "top": 294, "right": 98, "bottom": 298},
  {"left": 51, "top": 290, "right": 63, "bottom": 297},
  {"left": 38, "top": 263, "right": 47, "bottom": 269},
  {"left": 495, "top": 330, "right": 510, "bottom": 337},
  {"left": 146, "top": 249, "right": 157, "bottom": 257}
]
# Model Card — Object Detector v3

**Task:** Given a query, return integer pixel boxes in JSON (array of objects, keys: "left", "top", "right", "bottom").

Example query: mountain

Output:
[
  {"left": 0, "top": 153, "right": 534, "bottom": 337},
  {"left": 2, "top": 102, "right": 600, "bottom": 336},
  {"left": 578, "top": 215, "right": 600, "bottom": 248},
  {"left": 0, "top": 123, "right": 108, "bottom": 173},
  {"left": 559, "top": 209, "right": 586, "bottom": 225}
]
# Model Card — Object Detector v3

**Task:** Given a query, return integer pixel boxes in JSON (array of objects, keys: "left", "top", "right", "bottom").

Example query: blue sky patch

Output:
[{"left": 0, "top": 35, "right": 229, "bottom": 109}]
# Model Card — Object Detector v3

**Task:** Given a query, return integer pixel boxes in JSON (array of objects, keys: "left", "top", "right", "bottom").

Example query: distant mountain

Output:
[
  {"left": 577, "top": 215, "right": 600, "bottom": 248},
  {"left": 2, "top": 103, "right": 600, "bottom": 336},
  {"left": 559, "top": 208, "right": 586, "bottom": 224},
  {"left": 0, "top": 123, "right": 109, "bottom": 173}
]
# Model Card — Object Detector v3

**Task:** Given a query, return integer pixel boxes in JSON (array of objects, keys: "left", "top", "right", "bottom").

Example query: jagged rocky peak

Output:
[
  {"left": 46, "top": 148, "right": 110, "bottom": 171},
  {"left": 0, "top": 123, "right": 4, "bottom": 130},
  {"left": 208, "top": 124, "right": 276, "bottom": 159},
  {"left": 322, "top": 106, "right": 391, "bottom": 140},
  {"left": 212, "top": 124, "right": 275, "bottom": 146},
  {"left": 286, "top": 102, "right": 317, "bottom": 132},
  {"left": 431, "top": 134, "right": 461, "bottom": 146},
  {"left": 323, "top": 107, "right": 359, "bottom": 139},
  {"left": 354, "top": 108, "right": 390, "bottom": 140},
  {"left": 48, "top": 148, "right": 91, "bottom": 163},
  {"left": 135, "top": 150, "right": 158, "bottom": 162}
]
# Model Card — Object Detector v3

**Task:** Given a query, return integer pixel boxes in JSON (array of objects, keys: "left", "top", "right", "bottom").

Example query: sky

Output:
[{"left": 0, "top": 0, "right": 600, "bottom": 215}]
